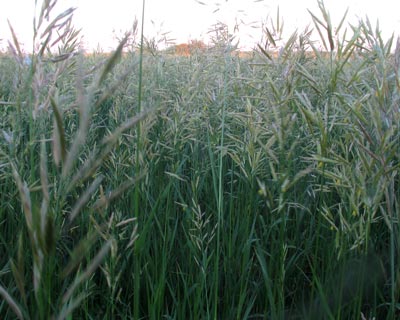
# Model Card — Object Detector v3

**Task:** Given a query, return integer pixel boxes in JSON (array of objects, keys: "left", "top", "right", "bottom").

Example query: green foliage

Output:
[{"left": 0, "top": 1, "right": 399, "bottom": 319}]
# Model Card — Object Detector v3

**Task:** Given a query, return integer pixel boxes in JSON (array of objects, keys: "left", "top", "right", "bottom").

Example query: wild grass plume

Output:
[{"left": 0, "top": 0, "right": 399, "bottom": 319}]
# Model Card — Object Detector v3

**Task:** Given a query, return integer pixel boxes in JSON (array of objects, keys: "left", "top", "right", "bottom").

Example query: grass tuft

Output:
[{"left": 0, "top": 0, "right": 399, "bottom": 319}]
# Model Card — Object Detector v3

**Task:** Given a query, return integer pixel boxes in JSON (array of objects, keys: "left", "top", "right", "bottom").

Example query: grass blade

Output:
[
  {"left": 62, "top": 239, "right": 112, "bottom": 303},
  {"left": 0, "top": 285, "right": 24, "bottom": 320},
  {"left": 50, "top": 96, "right": 67, "bottom": 166}
]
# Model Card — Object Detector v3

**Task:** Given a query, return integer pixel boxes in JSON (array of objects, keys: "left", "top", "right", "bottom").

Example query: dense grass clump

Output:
[{"left": 0, "top": 1, "right": 399, "bottom": 319}]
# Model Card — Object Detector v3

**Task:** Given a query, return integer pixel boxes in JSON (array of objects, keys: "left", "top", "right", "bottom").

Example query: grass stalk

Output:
[{"left": 133, "top": 1, "right": 146, "bottom": 319}]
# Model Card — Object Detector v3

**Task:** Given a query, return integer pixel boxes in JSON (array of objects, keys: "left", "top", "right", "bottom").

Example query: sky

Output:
[{"left": 1, "top": 0, "right": 399, "bottom": 52}]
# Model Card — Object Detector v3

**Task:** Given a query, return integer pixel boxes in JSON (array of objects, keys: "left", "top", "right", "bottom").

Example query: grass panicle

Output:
[{"left": 0, "top": 0, "right": 399, "bottom": 319}]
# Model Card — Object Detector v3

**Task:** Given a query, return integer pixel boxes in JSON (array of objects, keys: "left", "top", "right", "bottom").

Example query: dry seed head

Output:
[{"left": 11, "top": 163, "right": 33, "bottom": 231}]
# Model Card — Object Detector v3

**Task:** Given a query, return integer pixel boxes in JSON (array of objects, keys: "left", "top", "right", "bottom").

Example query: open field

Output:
[{"left": 0, "top": 1, "right": 399, "bottom": 319}]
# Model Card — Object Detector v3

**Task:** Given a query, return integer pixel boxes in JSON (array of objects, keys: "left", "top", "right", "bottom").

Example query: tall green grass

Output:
[{"left": 0, "top": 0, "right": 399, "bottom": 319}]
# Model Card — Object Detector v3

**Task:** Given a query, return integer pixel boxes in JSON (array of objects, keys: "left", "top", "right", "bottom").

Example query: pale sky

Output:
[{"left": 1, "top": 0, "right": 399, "bottom": 52}]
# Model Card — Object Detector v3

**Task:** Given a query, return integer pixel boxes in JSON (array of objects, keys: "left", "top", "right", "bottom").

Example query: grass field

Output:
[{"left": 0, "top": 1, "right": 399, "bottom": 319}]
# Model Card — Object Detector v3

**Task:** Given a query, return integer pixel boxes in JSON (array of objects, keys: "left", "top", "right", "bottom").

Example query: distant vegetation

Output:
[
  {"left": 0, "top": 1, "right": 399, "bottom": 319},
  {"left": 166, "top": 40, "right": 208, "bottom": 56}
]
